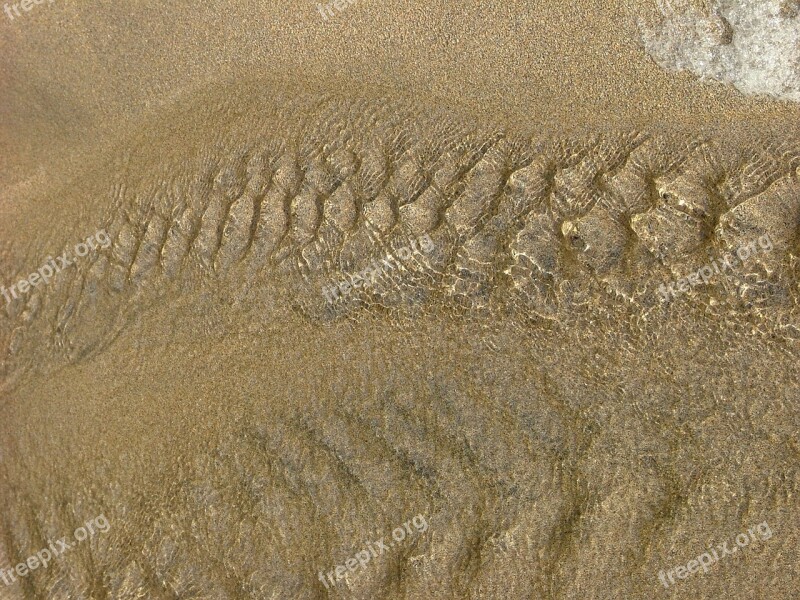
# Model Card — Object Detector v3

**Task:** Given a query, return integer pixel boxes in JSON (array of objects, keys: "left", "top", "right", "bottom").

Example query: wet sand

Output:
[{"left": 1, "top": 1, "right": 799, "bottom": 599}]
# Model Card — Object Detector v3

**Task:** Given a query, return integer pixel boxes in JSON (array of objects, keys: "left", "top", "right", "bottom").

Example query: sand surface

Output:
[{"left": 1, "top": 1, "right": 799, "bottom": 599}]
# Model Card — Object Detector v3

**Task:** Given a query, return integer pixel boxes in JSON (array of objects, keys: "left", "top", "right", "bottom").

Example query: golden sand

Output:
[{"left": 1, "top": 1, "right": 798, "bottom": 599}]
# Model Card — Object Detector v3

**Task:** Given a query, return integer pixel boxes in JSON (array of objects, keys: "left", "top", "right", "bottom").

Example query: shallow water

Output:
[{"left": 1, "top": 2, "right": 800, "bottom": 599}]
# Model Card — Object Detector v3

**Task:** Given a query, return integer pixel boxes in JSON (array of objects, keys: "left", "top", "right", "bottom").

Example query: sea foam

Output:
[{"left": 640, "top": 0, "right": 800, "bottom": 102}]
